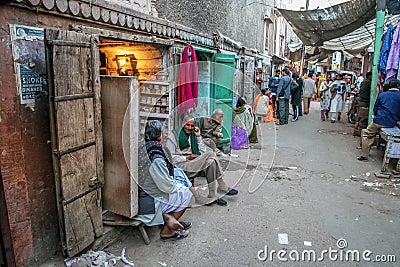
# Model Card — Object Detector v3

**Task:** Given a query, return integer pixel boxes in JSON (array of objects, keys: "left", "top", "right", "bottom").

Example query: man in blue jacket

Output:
[
  {"left": 276, "top": 68, "right": 298, "bottom": 125},
  {"left": 268, "top": 69, "right": 281, "bottom": 118},
  {"left": 358, "top": 79, "right": 400, "bottom": 161}
]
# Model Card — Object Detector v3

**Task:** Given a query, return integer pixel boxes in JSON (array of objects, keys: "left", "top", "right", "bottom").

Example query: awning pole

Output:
[{"left": 369, "top": 0, "right": 386, "bottom": 123}]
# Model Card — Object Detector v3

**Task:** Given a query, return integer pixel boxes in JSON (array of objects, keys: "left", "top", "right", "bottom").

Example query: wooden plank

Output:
[
  {"left": 128, "top": 78, "right": 139, "bottom": 218},
  {"left": 58, "top": 141, "right": 96, "bottom": 157},
  {"left": 56, "top": 98, "right": 95, "bottom": 151},
  {"left": 47, "top": 40, "right": 91, "bottom": 47},
  {"left": 101, "top": 77, "right": 138, "bottom": 218},
  {"left": 102, "top": 212, "right": 142, "bottom": 227},
  {"left": 60, "top": 146, "right": 96, "bottom": 202},
  {"left": 63, "top": 189, "right": 102, "bottom": 256},
  {"left": 52, "top": 32, "right": 92, "bottom": 97},
  {"left": 46, "top": 29, "right": 67, "bottom": 252},
  {"left": 91, "top": 35, "right": 105, "bottom": 186},
  {"left": 55, "top": 92, "right": 95, "bottom": 102}
]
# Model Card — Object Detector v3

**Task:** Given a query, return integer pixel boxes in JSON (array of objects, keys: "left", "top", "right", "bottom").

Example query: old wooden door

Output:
[
  {"left": 46, "top": 29, "right": 103, "bottom": 257},
  {"left": 211, "top": 54, "right": 235, "bottom": 147}
]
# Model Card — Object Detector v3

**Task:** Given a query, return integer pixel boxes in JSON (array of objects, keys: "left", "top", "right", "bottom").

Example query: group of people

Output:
[
  {"left": 268, "top": 67, "right": 370, "bottom": 125},
  {"left": 267, "top": 68, "right": 316, "bottom": 125},
  {"left": 135, "top": 113, "right": 239, "bottom": 241},
  {"left": 318, "top": 72, "right": 350, "bottom": 123}
]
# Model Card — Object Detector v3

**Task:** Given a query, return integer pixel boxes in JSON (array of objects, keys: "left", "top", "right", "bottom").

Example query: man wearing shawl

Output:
[
  {"left": 165, "top": 116, "right": 238, "bottom": 206},
  {"left": 198, "top": 109, "right": 224, "bottom": 156},
  {"left": 135, "top": 121, "right": 192, "bottom": 241}
]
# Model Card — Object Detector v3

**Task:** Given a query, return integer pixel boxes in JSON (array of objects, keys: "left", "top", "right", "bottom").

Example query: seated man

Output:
[
  {"left": 165, "top": 115, "right": 238, "bottom": 206},
  {"left": 198, "top": 109, "right": 224, "bottom": 156},
  {"left": 358, "top": 79, "right": 400, "bottom": 161},
  {"left": 135, "top": 120, "right": 193, "bottom": 241}
]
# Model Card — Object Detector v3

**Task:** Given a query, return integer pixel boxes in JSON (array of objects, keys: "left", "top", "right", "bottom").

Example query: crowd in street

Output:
[
  {"left": 264, "top": 67, "right": 365, "bottom": 125},
  {"left": 265, "top": 66, "right": 400, "bottom": 165},
  {"left": 131, "top": 65, "right": 400, "bottom": 243}
]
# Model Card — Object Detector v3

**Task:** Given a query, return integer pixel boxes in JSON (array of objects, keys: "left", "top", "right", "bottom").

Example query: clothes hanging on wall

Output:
[
  {"left": 177, "top": 45, "right": 198, "bottom": 115},
  {"left": 386, "top": 20, "right": 400, "bottom": 83},
  {"left": 378, "top": 24, "right": 395, "bottom": 76}
]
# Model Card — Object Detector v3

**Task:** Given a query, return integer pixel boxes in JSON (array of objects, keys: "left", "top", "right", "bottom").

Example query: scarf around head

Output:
[
  {"left": 173, "top": 128, "right": 201, "bottom": 155},
  {"left": 145, "top": 141, "right": 174, "bottom": 176},
  {"left": 235, "top": 106, "right": 246, "bottom": 114}
]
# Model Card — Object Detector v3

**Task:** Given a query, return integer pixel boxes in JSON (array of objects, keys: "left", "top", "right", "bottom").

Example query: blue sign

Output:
[{"left": 19, "top": 65, "right": 45, "bottom": 101}]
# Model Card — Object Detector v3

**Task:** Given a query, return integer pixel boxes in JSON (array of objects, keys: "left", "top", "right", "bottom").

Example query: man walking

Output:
[
  {"left": 276, "top": 68, "right": 298, "bottom": 125},
  {"left": 302, "top": 72, "right": 317, "bottom": 114},
  {"left": 357, "top": 79, "right": 400, "bottom": 161},
  {"left": 330, "top": 73, "right": 346, "bottom": 123}
]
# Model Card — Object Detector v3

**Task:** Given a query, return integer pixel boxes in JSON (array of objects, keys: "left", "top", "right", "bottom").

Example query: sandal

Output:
[
  {"left": 160, "top": 230, "right": 189, "bottom": 242},
  {"left": 357, "top": 156, "right": 368, "bottom": 162},
  {"left": 179, "top": 221, "right": 192, "bottom": 230}
]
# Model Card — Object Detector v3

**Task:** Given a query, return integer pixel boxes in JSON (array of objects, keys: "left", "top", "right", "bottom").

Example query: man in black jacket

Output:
[{"left": 291, "top": 72, "right": 303, "bottom": 121}]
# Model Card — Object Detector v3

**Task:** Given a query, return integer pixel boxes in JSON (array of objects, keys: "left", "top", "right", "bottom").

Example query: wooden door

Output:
[
  {"left": 212, "top": 54, "right": 235, "bottom": 146},
  {"left": 46, "top": 29, "right": 103, "bottom": 257},
  {"left": 101, "top": 76, "right": 139, "bottom": 219}
]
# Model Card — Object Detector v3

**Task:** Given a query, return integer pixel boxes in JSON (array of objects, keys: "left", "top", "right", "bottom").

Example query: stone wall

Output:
[{"left": 156, "top": 0, "right": 275, "bottom": 52}]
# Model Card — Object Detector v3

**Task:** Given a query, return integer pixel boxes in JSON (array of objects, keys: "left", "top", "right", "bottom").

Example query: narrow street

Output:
[{"left": 89, "top": 102, "right": 399, "bottom": 266}]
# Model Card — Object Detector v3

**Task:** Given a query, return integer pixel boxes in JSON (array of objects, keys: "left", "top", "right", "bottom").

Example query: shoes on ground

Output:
[
  {"left": 217, "top": 187, "right": 238, "bottom": 195},
  {"left": 206, "top": 197, "right": 228, "bottom": 206},
  {"left": 357, "top": 156, "right": 368, "bottom": 162}
]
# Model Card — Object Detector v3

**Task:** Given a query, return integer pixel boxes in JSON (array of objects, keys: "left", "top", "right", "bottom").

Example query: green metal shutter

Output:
[{"left": 211, "top": 54, "right": 235, "bottom": 147}]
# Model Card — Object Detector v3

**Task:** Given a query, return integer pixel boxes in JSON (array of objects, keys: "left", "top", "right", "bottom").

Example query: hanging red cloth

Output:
[{"left": 177, "top": 45, "right": 198, "bottom": 114}]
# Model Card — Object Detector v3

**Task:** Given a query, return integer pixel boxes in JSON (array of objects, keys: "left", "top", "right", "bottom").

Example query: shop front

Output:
[
  {"left": 0, "top": 0, "right": 243, "bottom": 264},
  {"left": 0, "top": 1, "right": 221, "bottom": 264}
]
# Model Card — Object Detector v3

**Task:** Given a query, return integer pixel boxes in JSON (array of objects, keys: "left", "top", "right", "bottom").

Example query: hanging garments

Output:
[
  {"left": 387, "top": 20, "right": 400, "bottom": 83},
  {"left": 378, "top": 24, "right": 395, "bottom": 76},
  {"left": 177, "top": 45, "right": 198, "bottom": 115}
]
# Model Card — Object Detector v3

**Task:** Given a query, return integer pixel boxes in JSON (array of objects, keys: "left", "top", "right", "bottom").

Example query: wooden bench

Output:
[
  {"left": 102, "top": 211, "right": 151, "bottom": 245},
  {"left": 379, "top": 126, "right": 400, "bottom": 173}
]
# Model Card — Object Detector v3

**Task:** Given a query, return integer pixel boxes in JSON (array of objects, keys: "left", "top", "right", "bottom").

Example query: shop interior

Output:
[{"left": 99, "top": 39, "right": 171, "bottom": 134}]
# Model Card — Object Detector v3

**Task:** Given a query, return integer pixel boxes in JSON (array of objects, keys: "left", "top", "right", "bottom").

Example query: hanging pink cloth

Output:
[{"left": 177, "top": 45, "right": 198, "bottom": 114}]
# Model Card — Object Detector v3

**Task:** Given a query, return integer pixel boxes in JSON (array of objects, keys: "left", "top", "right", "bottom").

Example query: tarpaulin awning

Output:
[
  {"left": 321, "top": 15, "right": 400, "bottom": 54},
  {"left": 272, "top": 54, "right": 290, "bottom": 64},
  {"left": 288, "top": 41, "right": 303, "bottom": 52},
  {"left": 278, "top": 0, "right": 376, "bottom": 46}
]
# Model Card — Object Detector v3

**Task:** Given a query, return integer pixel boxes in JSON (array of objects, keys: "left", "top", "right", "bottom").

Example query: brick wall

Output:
[
  {"left": 0, "top": 8, "right": 60, "bottom": 266},
  {"left": 0, "top": 25, "right": 34, "bottom": 264}
]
